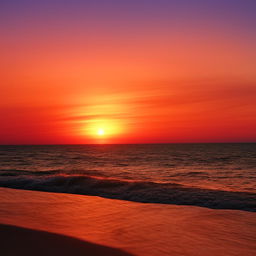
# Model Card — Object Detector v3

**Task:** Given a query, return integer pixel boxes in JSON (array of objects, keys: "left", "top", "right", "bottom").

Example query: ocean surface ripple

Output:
[{"left": 0, "top": 144, "right": 255, "bottom": 211}]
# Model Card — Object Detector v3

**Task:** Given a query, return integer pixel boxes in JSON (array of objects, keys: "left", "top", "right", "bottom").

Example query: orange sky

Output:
[{"left": 0, "top": 0, "right": 256, "bottom": 144}]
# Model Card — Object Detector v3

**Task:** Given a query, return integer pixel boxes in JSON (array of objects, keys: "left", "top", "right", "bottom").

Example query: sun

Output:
[
  {"left": 81, "top": 118, "right": 124, "bottom": 143},
  {"left": 97, "top": 128, "right": 105, "bottom": 136}
]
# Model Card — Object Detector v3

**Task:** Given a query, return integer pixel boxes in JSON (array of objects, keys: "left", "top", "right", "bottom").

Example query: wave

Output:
[{"left": 0, "top": 174, "right": 255, "bottom": 212}]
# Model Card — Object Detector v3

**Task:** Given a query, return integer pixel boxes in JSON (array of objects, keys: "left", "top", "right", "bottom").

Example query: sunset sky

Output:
[{"left": 0, "top": 0, "right": 256, "bottom": 144}]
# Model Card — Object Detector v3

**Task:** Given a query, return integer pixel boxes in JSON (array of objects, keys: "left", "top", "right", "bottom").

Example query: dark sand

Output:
[
  {"left": 0, "top": 188, "right": 256, "bottom": 256},
  {"left": 1, "top": 224, "right": 133, "bottom": 256}
]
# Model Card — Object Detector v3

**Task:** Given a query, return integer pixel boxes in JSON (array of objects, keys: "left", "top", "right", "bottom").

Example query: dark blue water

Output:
[{"left": 0, "top": 144, "right": 255, "bottom": 211}]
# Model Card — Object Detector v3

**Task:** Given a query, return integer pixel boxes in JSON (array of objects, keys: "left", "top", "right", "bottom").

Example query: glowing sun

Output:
[
  {"left": 97, "top": 128, "right": 105, "bottom": 136},
  {"left": 81, "top": 118, "right": 124, "bottom": 143}
]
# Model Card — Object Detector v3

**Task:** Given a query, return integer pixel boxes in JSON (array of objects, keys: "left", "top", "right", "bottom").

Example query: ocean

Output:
[{"left": 0, "top": 143, "right": 255, "bottom": 211}]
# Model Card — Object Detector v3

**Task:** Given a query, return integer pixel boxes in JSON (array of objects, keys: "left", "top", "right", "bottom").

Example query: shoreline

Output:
[
  {"left": 0, "top": 187, "right": 256, "bottom": 256},
  {"left": 1, "top": 177, "right": 255, "bottom": 212}
]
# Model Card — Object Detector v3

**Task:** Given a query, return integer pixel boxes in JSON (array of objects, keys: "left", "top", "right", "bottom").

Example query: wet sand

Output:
[{"left": 0, "top": 187, "right": 255, "bottom": 256}]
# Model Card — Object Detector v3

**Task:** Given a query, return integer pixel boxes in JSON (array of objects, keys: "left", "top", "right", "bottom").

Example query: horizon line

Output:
[{"left": 0, "top": 142, "right": 255, "bottom": 146}]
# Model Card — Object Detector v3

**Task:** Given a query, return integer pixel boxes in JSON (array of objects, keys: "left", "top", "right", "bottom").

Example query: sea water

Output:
[{"left": 0, "top": 143, "right": 255, "bottom": 211}]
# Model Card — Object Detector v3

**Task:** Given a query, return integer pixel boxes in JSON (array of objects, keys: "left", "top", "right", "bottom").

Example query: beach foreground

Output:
[
  {"left": 0, "top": 187, "right": 255, "bottom": 256},
  {"left": 0, "top": 224, "right": 133, "bottom": 256}
]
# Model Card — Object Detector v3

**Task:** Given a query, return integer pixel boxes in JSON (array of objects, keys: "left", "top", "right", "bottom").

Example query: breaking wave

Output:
[{"left": 0, "top": 173, "right": 255, "bottom": 212}]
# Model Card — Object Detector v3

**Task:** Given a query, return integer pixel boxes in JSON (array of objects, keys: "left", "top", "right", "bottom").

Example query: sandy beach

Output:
[
  {"left": 0, "top": 187, "right": 255, "bottom": 256},
  {"left": 1, "top": 224, "right": 133, "bottom": 256}
]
